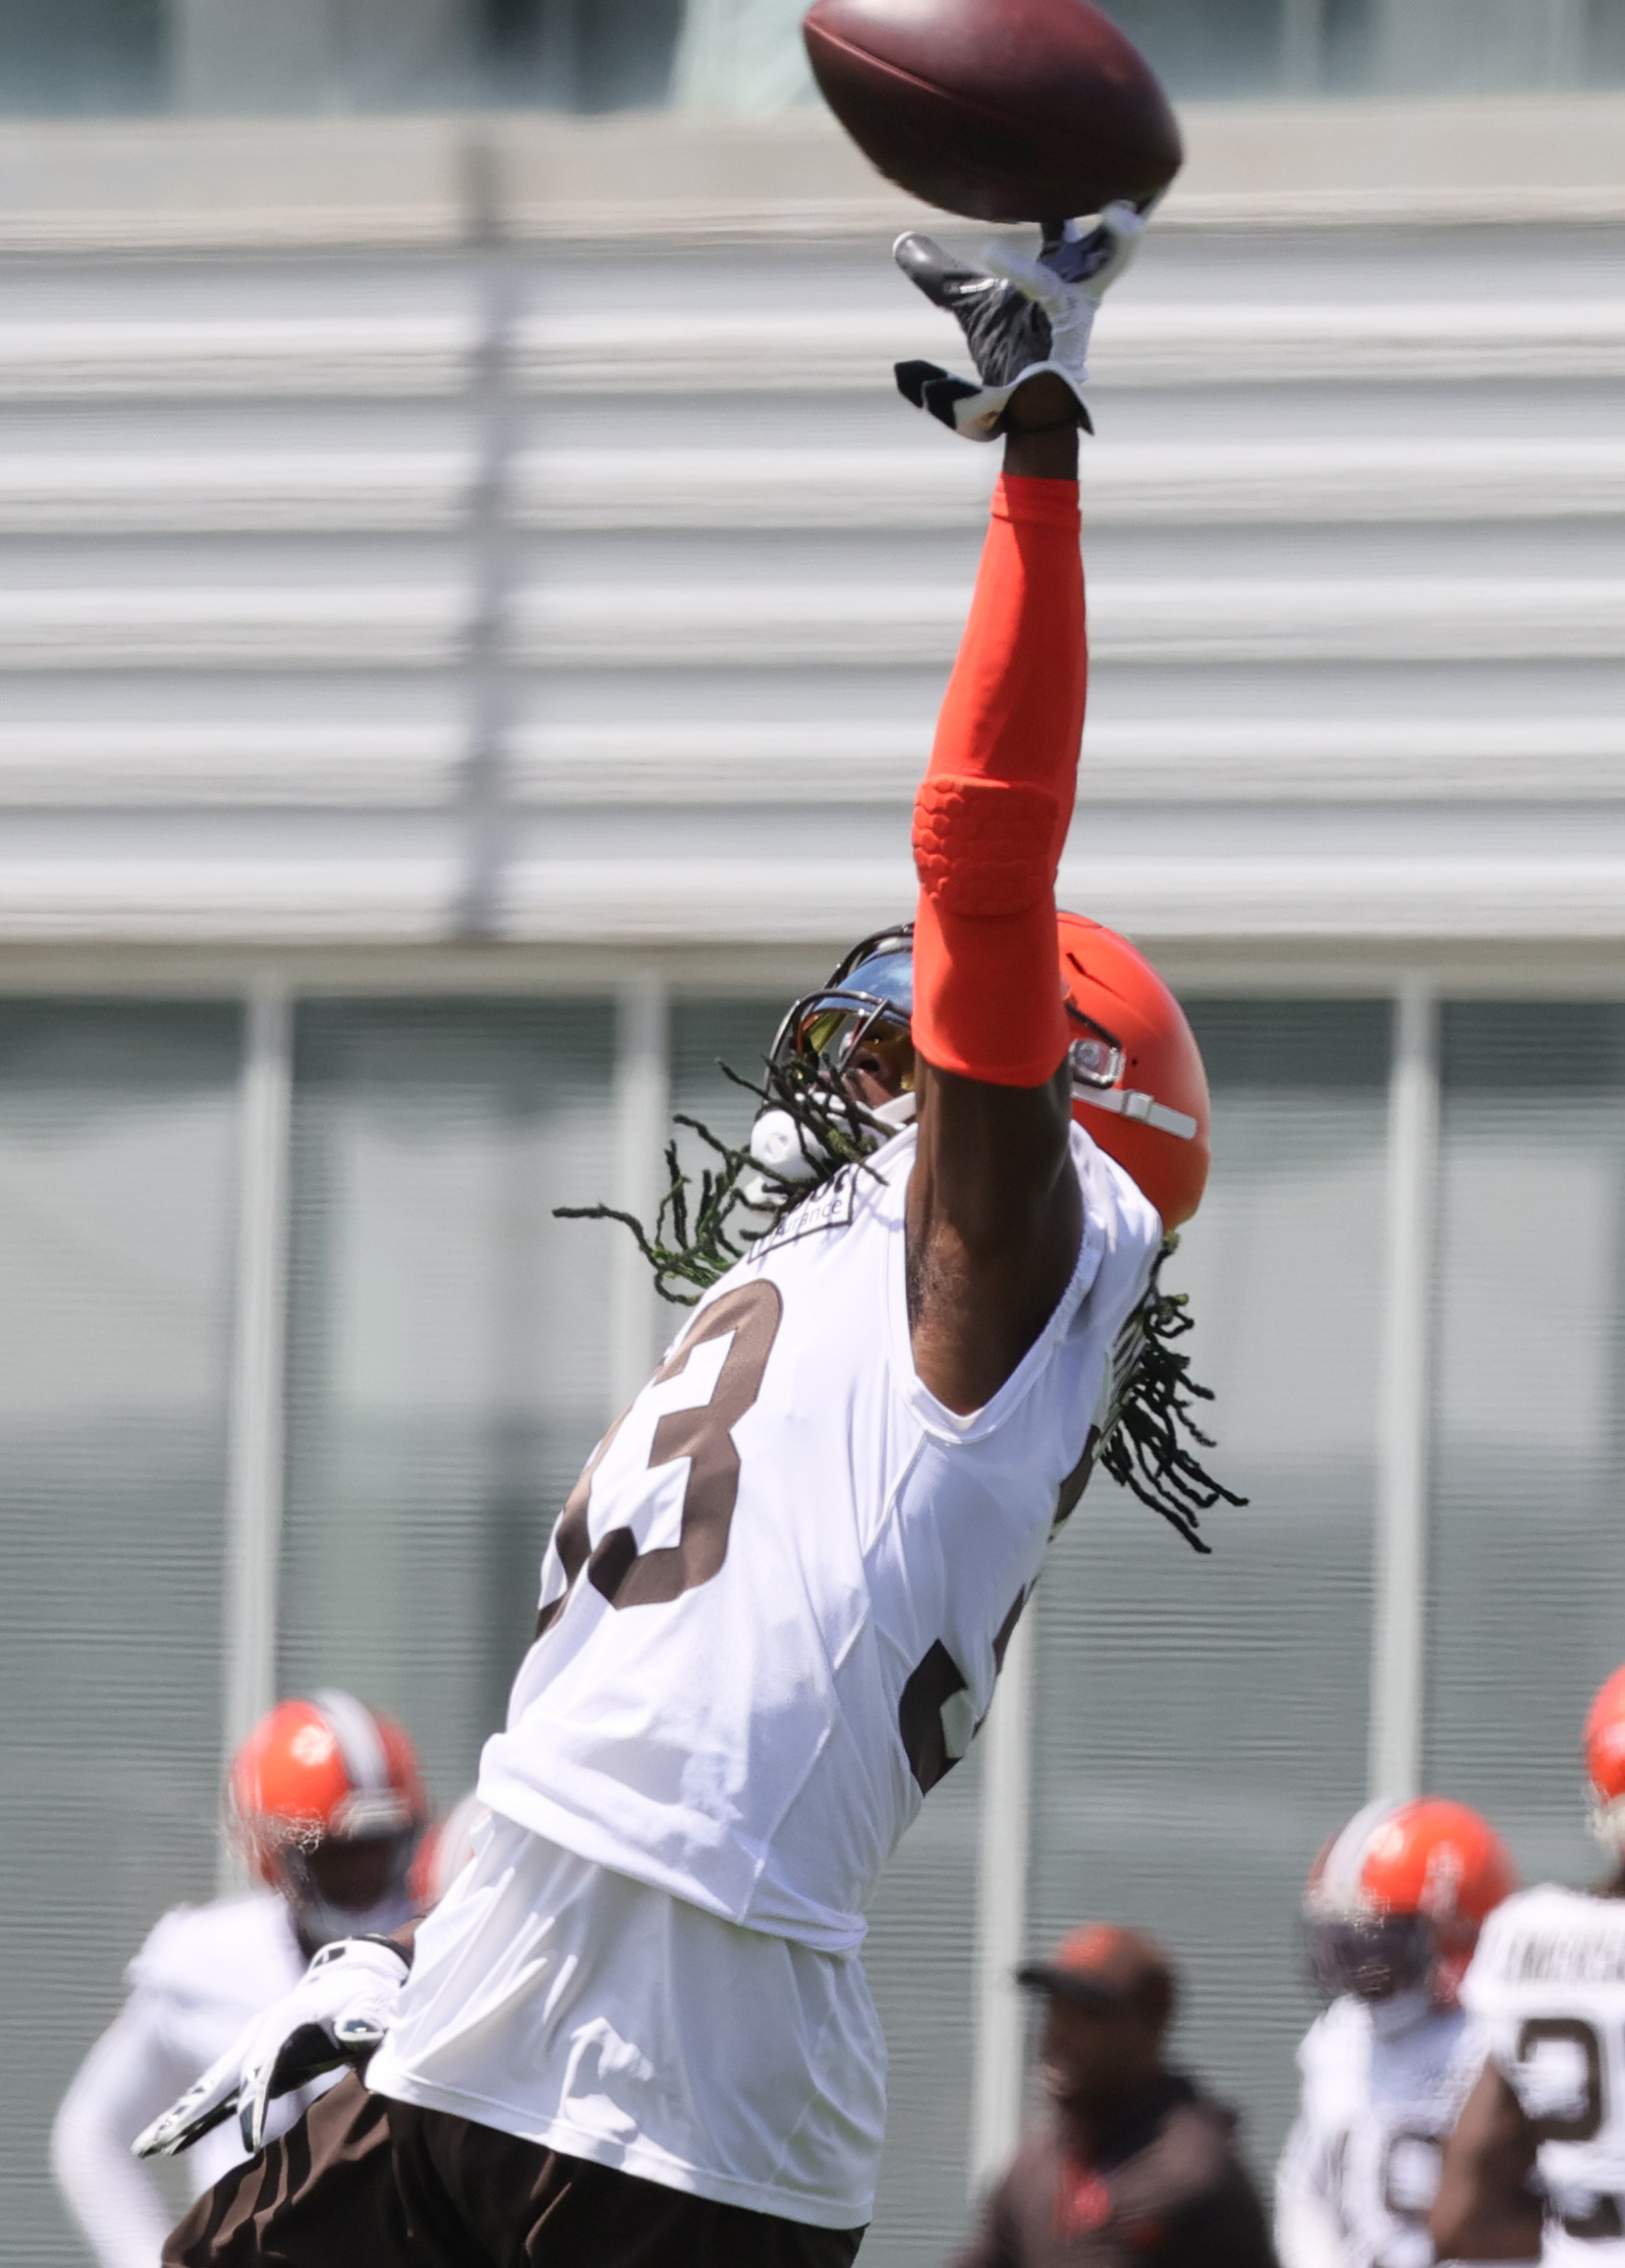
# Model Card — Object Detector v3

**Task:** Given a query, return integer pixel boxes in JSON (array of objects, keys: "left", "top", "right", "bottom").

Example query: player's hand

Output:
[
  {"left": 131, "top": 1935, "right": 410, "bottom": 2161},
  {"left": 893, "top": 201, "right": 1145, "bottom": 441}
]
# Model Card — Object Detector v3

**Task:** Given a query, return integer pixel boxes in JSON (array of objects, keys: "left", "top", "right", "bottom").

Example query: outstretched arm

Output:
[
  {"left": 908, "top": 387, "right": 1087, "bottom": 1412},
  {"left": 892, "top": 211, "right": 1145, "bottom": 1412}
]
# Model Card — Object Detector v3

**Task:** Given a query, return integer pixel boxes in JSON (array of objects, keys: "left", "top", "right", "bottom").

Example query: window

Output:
[
  {"left": 479, "top": 0, "right": 684, "bottom": 110},
  {"left": 1427, "top": 1005, "right": 1625, "bottom": 1886},
  {"left": 1029, "top": 1001, "right": 1391, "bottom": 2167},
  {"left": 279, "top": 1001, "right": 616, "bottom": 1808},
  {"left": 0, "top": 0, "right": 163, "bottom": 113},
  {"left": 0, "top": 1006, "right": 241, "bottom": 2268},
  {"left": 23, "top": 979, "right": 1625, "bottom": 2267}
]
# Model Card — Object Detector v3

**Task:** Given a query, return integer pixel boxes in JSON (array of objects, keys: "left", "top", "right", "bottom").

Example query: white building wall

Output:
[{"left": 0, "top": 100, "right": 1616, "bottom": 972}]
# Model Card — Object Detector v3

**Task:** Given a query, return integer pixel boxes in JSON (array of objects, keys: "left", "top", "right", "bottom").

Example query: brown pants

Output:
[{"left": 165, "top": 2073, "right": 867, "bottom": 2268}]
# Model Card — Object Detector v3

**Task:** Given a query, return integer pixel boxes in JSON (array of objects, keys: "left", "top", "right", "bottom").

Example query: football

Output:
[{"left": 802, "top": 0, "right": 1182, "bottom": 224}]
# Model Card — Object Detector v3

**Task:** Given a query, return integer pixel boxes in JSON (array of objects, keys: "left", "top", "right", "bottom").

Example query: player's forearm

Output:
[
  {"left": 910, "top": 467, "right": 1086, "bottom": 1090},
  {"left": 1431, "top": 2067, "right": 1543, "bottom": 2261},
  {"left": 906, "top": 458, "right": 1088, "bottom": 1407},
  {"left": 1002, "top": 414, "right": 1081, "bottom": 482}
]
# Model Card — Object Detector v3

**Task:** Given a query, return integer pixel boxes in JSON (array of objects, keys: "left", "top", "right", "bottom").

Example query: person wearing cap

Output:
[{"left": 953, "top": 1923, "right": 1274, "bottom": 2268}]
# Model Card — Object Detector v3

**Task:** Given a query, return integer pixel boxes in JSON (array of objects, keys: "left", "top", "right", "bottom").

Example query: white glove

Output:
[
  {"left": 894, "top": 202, "right": 1147, "bottom": 441},
  {"left": 132, "top": 1935, "right": 409, "bottom": 2161}
]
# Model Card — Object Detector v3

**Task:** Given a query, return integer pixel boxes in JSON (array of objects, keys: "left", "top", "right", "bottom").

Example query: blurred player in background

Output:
[
  {"left": 52, "top": 1691, "right": 424, "bottom": 2268},
  {"left": 1433, "top": 1665, "right": 1625, "bottom": 2264},
  {"left": 955, "top": 1923, "right": 1274, "bottom": 2268},
  {"left": 1275, "top": 1796, "right": 1517, "bottom": 2268},
  {"left": 140, "top": 205, "right": 1239, "bottom": 2268}
]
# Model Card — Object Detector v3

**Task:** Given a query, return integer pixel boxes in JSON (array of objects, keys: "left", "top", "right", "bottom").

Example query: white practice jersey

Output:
[
  {"left": 1463, "top": 1884, "right": 1625, "bottom": 2263},
  {"left": 51, "top": 1894, "right": 324, "bottom": 2268},
  {"left": 370, "top": 1810, "right": 888, "bottom": 2228},
  {"left": 477, "top": 1119, "right": 1161, "bottom": 1954},
  {"left": 1276, "top": 1994, "right": 1485, "bottom": 2268}
]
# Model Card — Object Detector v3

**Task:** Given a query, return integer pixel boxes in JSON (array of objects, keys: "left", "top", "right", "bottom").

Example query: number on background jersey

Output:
[
  {"left": 1519, "top": 2017, "right": 1605, "bottom": 2144},
  {"left": 1504, "top": 2015, "right": 1625, "bottom": 2241},
  {"left": 1380, "top": 2128, "right": 1443, "bottom": 2229},
  {"left": 538, "top": 1280, "right": 783, "bottom": 1632}
]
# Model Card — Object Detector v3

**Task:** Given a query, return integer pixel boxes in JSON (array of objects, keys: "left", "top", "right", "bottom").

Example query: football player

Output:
[
  {"left": 1276, "top": 1796, "right": 1517, "bottom": 2268},
  {"left": 962, "top": 1924, "right": 1275, "bottom": 2268},
  {"left": 52, "top": 1691, "right": 423, "bottom": 2268},
  {"left": 140, "top": 206, "right": 1230, "bottom": 2268},
  {"left": 1433, "top": 1665, "right": 1625, "bottom": 2264}
]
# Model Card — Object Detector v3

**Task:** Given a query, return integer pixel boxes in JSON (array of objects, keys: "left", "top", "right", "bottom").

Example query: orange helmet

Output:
[
  {"left": 764, "top": 915, "right": 1209, "bottom": 1229},
  {"left": 1584, "top": 1664, "right": 1625, "bottom": 1851},
  {"left": 229, "top": 1691, "right": 426, "bottom": 1944},
  {"left": 1057, "top": 913, "right": 1210, "bottom": 1230},
  {"left": 1305, "top": 1796, "right": 1518, "bottom": 2006}
]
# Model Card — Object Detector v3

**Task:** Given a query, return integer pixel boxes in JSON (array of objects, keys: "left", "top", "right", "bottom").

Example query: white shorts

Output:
[{"left": 366, "top": 1809, "right": 887, "bottom": 2232}]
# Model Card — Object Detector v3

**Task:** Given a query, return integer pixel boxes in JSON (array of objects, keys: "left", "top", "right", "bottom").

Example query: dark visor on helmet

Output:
[
  {"left": 1306, "top": 1913, "right": 1434, "bottom": 2003},
  {"left": 772, "top": 932, "right": 917, "bottom": 1104}
]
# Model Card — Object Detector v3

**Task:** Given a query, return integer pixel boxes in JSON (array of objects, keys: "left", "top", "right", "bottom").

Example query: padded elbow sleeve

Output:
[{"left": 912, "top": 776, "right": 1060, "bottom": 917}]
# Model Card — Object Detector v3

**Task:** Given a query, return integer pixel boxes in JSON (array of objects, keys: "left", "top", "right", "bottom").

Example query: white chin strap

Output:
[
  {"left": 748, "top": 1089, "right": 917, "bottom": 1180},
  {"left": 743, "top": 1089, "right": 918, "bottom": 1214}
]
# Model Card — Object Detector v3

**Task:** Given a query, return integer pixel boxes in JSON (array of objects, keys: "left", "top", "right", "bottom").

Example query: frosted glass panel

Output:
[
  {"left": 0, "top": 1004, "right": 240, "bottom": 2268},
  {"left": 1427, "top": 1004, "right": 1625, "bottom": 1888},
  {"left": 670, "top": 993, "right": 782, "bottom": 1155},
  {"left": 1029, "top": 1000, "right": 1389, "bottom": 2177},
  {"left": 863, "top": 1749, "right": 984, "bottom": 2267},
  {"left": 280, "top": 1001, "right": 616, "bottom": 1814}
]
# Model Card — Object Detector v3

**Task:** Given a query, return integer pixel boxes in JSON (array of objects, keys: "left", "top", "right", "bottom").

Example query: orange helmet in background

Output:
[
  {"left": 230, "top": 1690, "right": 426, "bottom": 1945},
  {"left": 1057, "top": 913, "right": 1210, "bottom": 1231},
  {"left": 1584, "top": 1664, "right": 1625, "bottom": 1852},
  {"left": 1304, "top": 1795, "right": 1518, "bottom": 2007}
]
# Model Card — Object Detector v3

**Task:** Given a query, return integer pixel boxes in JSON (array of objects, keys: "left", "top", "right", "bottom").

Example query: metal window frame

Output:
[
  {"left": 217, "top": 972, "right": 294, "bottom": 1891},
  {"left": 37, "top": 938, "right": 1619, "bottom": 2168}
]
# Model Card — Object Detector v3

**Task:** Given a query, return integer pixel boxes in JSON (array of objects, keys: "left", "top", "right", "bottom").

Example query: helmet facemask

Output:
[
  {"left": 274, "top": 1825, "right": 418, "bottom": 1949},
  {"left": 752, "top": 930, "right": 922, "bottom": 1193},
  {"left": 1306, "top": 1911, "right": 1436, "bottom": 2005}
]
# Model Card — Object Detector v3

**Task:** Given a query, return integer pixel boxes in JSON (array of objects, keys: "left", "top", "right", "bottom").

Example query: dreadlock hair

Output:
[
  {"left": 552, "top": 1055, "right": 874, "bottom": 1308},
  {"left": 555, "top": 1061, "right": 1245, "bottom": 1550},
  {"left": 1096, "top": 1241, "right": 1248, "bottom": 1554}
]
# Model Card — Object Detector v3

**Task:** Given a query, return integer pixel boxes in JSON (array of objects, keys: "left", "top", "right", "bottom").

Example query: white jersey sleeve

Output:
[
  {"left": 1274, "top": 1996, "right": 1484, "bottom": 2268},
  {"left": 52, "top": 1991, "right": 190, "bottom": 2268},
  {"left": 1276, "top": 2096, "right": 1352, "bottom": 2268},
  {"left": 51, "top": 1894, "right": 316, "bottom": 2268},
  {"left": 1463, "top": 1884, "right": 1625, "bottom": 2258}
]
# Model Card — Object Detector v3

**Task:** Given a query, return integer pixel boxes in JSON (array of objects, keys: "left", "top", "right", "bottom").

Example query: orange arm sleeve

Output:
[{"left": 911, "top": 472, "right": 1085, "bottom": 1087}]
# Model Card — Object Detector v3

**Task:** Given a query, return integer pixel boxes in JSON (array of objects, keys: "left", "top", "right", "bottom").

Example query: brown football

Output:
[{"left": 803, "top": 0, "right": 1182, "bottom": 224}]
